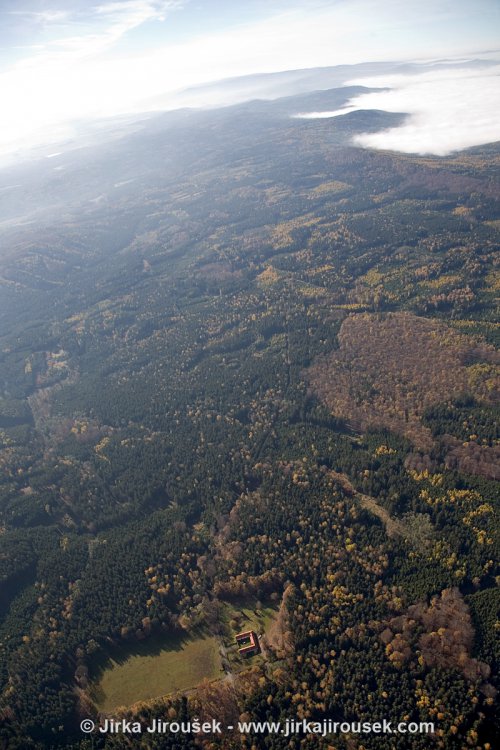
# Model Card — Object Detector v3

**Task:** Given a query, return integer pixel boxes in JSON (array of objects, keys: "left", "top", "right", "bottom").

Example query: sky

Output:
[{"left": 0, "top": 0, "right": 499, "bottom": 158}]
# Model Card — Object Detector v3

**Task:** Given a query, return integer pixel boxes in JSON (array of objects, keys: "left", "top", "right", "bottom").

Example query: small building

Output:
[{"left": 235, "top": 629, "right": 260, "bottom": 657}]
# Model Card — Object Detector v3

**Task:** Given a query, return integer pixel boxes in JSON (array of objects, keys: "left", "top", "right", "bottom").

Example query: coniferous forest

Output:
[{"left": 0, "top": 88, "right": 498, "bottom": 750}]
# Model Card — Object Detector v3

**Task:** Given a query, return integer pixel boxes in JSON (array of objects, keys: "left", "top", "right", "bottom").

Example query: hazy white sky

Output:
[{"left": 1, "top": 0, "right": 499, "bottom": 156}]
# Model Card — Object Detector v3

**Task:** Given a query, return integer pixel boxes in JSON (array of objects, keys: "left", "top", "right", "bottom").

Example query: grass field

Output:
[{"left": 91, "top": 631, "right": 222, "bottom": 711}]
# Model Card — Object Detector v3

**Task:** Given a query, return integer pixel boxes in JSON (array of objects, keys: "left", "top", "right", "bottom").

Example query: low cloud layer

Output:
[
  {"left": 1, "top": 0, "right": 499, "bottom": 160},
  {"left": 297, "top": 62, "right": 500, "bottom": 156}
]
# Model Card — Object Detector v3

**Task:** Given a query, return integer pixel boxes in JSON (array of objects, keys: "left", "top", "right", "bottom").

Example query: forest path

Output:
[{"left": 356, "top": 492, "right": 406, "bottom": 538}]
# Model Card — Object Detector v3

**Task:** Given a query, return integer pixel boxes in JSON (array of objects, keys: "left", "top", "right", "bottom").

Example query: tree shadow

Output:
[{"left": 88, "top": 624, "right": 212, "bottom": 685}]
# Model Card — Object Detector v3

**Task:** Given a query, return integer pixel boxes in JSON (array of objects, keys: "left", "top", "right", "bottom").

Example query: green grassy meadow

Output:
[{"left": 91, "top": 632, "right": 222, "bottom": 711}]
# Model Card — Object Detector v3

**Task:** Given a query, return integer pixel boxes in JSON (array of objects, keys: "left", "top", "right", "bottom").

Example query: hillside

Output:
[{"left": 0, "top": 86, "right": 498, "bottom": 750}]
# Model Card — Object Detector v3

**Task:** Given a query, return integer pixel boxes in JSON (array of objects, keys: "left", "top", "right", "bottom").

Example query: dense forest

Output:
[{"left": 0, "top": 88, "right": 498, "bottom": 750}]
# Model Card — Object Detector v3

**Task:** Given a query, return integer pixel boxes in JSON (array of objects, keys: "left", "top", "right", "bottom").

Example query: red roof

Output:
[{"left": 235, "top": 630, "right": 259, "bottom": 654}]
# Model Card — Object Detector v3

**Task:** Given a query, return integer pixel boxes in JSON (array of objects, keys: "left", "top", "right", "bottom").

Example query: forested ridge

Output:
[{"left": 0, "top": 92, "right": 498, "bottom": 749}]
